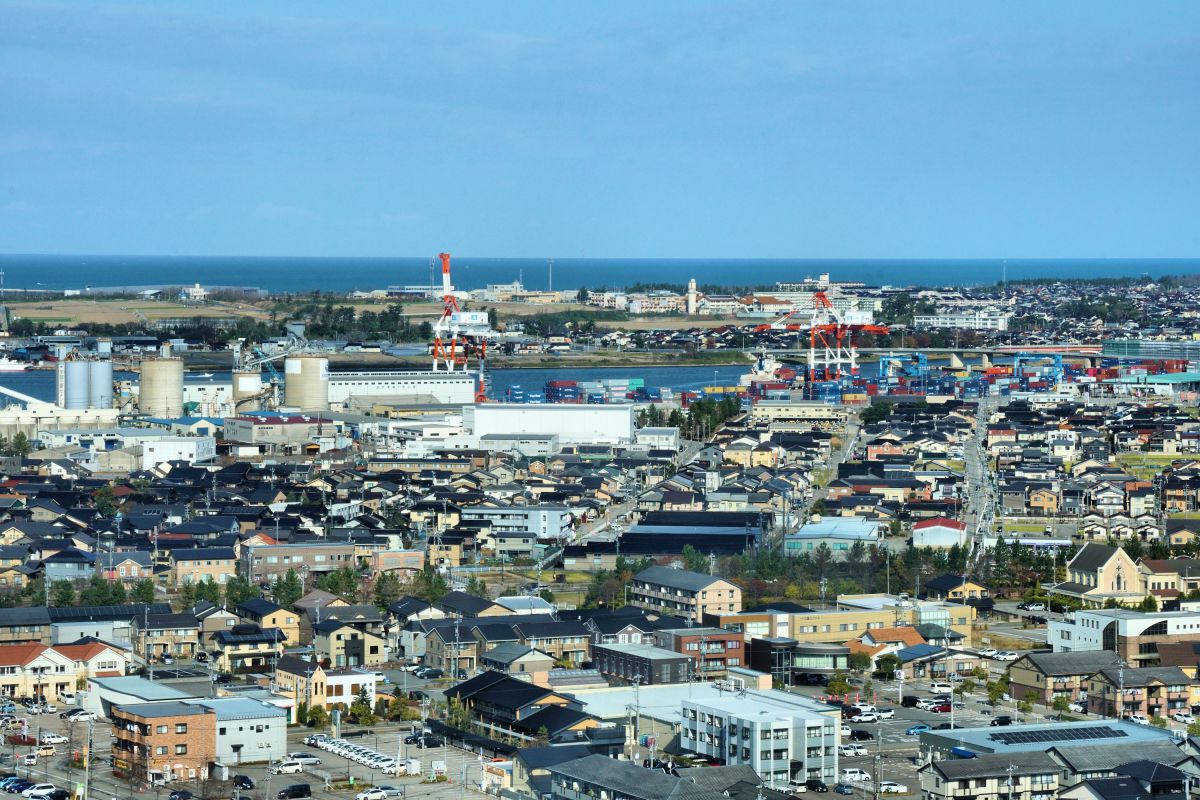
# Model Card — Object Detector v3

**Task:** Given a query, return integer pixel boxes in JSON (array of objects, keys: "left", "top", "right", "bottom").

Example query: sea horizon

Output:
[{"left": 1, "top": 253, "right": 1197, "bottom": 294}]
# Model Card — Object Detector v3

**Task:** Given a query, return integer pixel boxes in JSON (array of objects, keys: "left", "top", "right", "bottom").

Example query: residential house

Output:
[
  {"left": 211, "top": 624, "right": 284, "bottom": 673},
  {"left": 918, "top": 752, "right": 1061, "bottom": 800},
  {"left": 313, "top": 620, "right": 387, "bottom": 668},
  {"left": 135, "top": 613, "right": 200, "bottom": 662},
  {"left": 236, "top": 599, "right": 299, "bottom": 646},
  {"left": 110, "top": 701, "right": 216, "bottom": 783},
  {"left": 170, "top": 548, "right": 238, "bottom": 588}
]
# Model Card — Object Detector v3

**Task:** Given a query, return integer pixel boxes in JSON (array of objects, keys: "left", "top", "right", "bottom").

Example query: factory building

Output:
[{"left": 464, "top": 403, "right": 634, "bottom": 445}]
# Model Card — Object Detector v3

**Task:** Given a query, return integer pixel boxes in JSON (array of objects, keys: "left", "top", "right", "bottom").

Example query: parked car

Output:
[
  {"left": 273, "top": 761, "right": 303, "bottom": 775},
  {"left": 160, "top": 656, "right": 174, "bottom": 665},
  {"left": 233, "top": 776, "right": 255, "bottom": 790},
  {"left": 876, "top": 709, "right": 894, "bottom": 720},
  {"left": 1068, "top": 702, "right": 1087, "bottom": 714},
  {"left": 900, "top": 695, "right": 920, "bottom": 708},
  {"left": 1175, "top": 711, "right": 1195, "bottom": 724},
  {"left": 840, "top": 769, "right": 871, "bottom": 784},
  {"left": 852, "top": 712, "right": 879, "bottom": 724},
  {"left": 978, "top": 648, "right": 998, "bottom": 658},
  {"left": 302, "top": 734, "right": 328, "bottom": 747},
  {"left": 355, "top": 791, "right": 387, "bottom": 800},
  {"left": 931, "top": 703, "right": 952, "bottom": 714},
  {"left": 168, "top": 791, "right": 193, "bottom": 800},
  {"left": 38, "top": 734, "right": 66, "bottom": 745},
  {"left": 993, "top": 652, "right": 1019, "bottom": 661},
  {"left": 851, "top": 704, "right": 876, "bottom": 713},
  {"left": 22, "top": 785, "right": 56, "bottom": 798},
  {"left": 929, "top": 682, "right": 953, "bottom": 693},
  {"left": 990, "top": 716, "right": 1013, "bottom": 727},
  {"left": 880, "top": 782, "right": 908, "bottom": 794},
  {"left": 805, "top": 780, "right": 828, "bottom": 793},
  {"left": 61, "top": 710, "right": 93, "bottom": 722},
  {"left": 1126, "top": 714, "right": 1149, "bottom": 725},
  {"left": 848, "top": 730, "right": 873, "bottom": 742},
  {"left": 371, "top": 788, "right": 405, "bottom": 799},
  {"left": 833, "top": 785, "right": 854, "bottom": 796},
  {"left": 276, "top": 786, "right": 311, "bottom": 800},
  {"left": 905, "top": 724, "right": 930, "bottom": 736},
  {"left": 840, "top": 725, "right": 851, "bottom": 737},
  {"left": 1027, "top": 615, "right": 1047, "bottom": 625},
  {"left": 1026, "top": 603, "right": 1045, "bottom": 612},
  {"left": 287, "top": 753, "right": 322, "bottom": 766},
  {"left": 838, "top": 745, "right": 859, "bottom": 757}
]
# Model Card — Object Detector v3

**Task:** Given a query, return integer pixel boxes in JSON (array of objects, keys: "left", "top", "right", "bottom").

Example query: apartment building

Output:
[
  {"left": 241, "top": 541, "right": 357, "bottom": 581},
  {"left": 1008, "top": 651, "right": 1122, "bottom": 705},
  {"left": 211, "top": 624, "right": 285, "bottom": 673},
  {"left": 1086, "top": 665, "right": 1198, "bottom": 718},
  {"left": 630, "top": 566, "right": 742, "bottom": 623},
  {"left": 1047, "top": 607, "right": 1200, "bottom": 666},
  {"left": 170, "top": 547, "right": 238, "bottom": 588},
  {"left": 459, "top": 505, "right": 574, "bottom": 544},
  {"left": 679, "top": 689, "right": 839, "bottom": 789},
  {"left": 591, "top": 642, "right": 692, "bottom": 685},
  {"left": 913, "top": 310, "right": 1012, "bottom": 331},
  {"left": 654, "top": 627, "right": 744, "bottom": 677},
  {"left": 236, "top": 599, "right": 300, "bottom": 645},
  {"left": 111, "top": 701, "right": 217, "bottom": 784},
  {"left": 919, "top": 752, "right": 1060, "bottom": 800}
]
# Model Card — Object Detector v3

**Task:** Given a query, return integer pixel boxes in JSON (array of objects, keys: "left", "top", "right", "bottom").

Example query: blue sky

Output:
[{"left": 1, "top": 1, "right": 1197, "bottom": 258}]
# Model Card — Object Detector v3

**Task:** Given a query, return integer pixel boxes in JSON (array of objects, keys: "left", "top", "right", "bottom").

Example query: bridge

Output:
[{"left": 759, "top": 343, "right": 1105, "bottom": 368}]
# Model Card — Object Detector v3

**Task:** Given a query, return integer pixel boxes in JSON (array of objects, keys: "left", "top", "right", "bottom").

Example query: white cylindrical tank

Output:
[
  {"left": 64, "top": 361, "right": 89, "bottom": 410},
  {"left": 232, "top": 370, "right": 264, "bottom": 412},
  {"left": 87, "top": 360, "right": 114, "bottom": 409},
  {"left": 284, "top": 356, "right": 329, "bottom": 410},
  {"left": 139, "top": 358, "right": 184, "bottom": 417}
]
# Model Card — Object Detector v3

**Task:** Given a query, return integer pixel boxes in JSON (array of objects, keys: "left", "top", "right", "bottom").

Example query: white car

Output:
[
  {"left": 840, "top": 725, "right": 851, "bottom": 737},
  {"left": 838, "top": 745, "right": 859, "bottom": 757},
  {"left": 852, "top": 712, "right": 879, "bottom": 723},
  {"left": 1026, "top": 603, "right": 1046, "bottom": 612},
  {"left": 929, "top": 682, "right": 953, "bottom": 693},
  {"left": 22, "top": 785, "right": 56, "bottom": 798},
  {"left": 1068, "top": 702, "right": 1087, "bottom": 714},
  {"left": 880, "top": 782, "right": 909, "bottom": 794},
  {"left": 58, "top": 692, "right": 75, "bottom": 703},
  {"left": 876, "top": 709, "right": 895, "bottom": 720},
  {"left": 851, "top": 703, "right": 876, "bottom": 713},
  {"left": 993, "top": 652, "right": 1019, "bottom": 661},
  {"left": 272, "top": 761, "right": 303, "bottom": 775},
  {"left": 287, "top": 753, "right": 322, "bottom": 766},
  {"left": 356, "top": 790, "right": 388, "bottom": 800},
  {"left": 978, "top": 648, "right": 998, "bottom": 658},
  {"left": 1126, "top": 714, "right": 1150, "bottom": 725},
  {"left": 840, "top": 769, "right": 871, "bottom": 784},
  {"left": 1176, "top": 712, "right": 1196, "bottom": 724},
  {"left": 372, "top": 788, "right": 404, "bottom": 799},
  {"left": 64, "top": 710, "right": 94, "bottom": 722},
  {"left": 39, "top": 733, "right": 67, "bottom": 745}
]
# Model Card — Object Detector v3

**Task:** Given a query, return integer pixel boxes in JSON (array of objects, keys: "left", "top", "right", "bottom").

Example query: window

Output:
[
  {"left": 156, "top": 746, "right": 167, "bottom": 755},
  {"left": 219, "top": 727, "right": 227, "bottom": 735},
  {"left": 175, "top": 744, "right": 187, "bottom": 755},
  {"left": 175, "top": 724, "right": 187, "bottom": 734},
  {"left": 156, "top": 725, "right": 167, "bottom": 734}
]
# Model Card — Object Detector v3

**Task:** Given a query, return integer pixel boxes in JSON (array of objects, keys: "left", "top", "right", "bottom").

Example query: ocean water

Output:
[{"left": 0, "top": 254, "right": 1196, "bottom": 293}]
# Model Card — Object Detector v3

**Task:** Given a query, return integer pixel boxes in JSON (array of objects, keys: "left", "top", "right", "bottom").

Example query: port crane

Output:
[
  {"left": 430, "top": 252, "right": 491, "bottom": 401},
  {"left": 753, "top": 293, "right": 888, "bottom": 380}
]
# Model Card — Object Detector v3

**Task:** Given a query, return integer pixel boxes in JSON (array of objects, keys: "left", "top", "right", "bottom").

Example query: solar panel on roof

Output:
[{"left": 989, "top": 726, "right": 1128, "bottom": 746}]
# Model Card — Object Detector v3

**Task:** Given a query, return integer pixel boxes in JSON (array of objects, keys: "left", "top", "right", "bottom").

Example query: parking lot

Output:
[{"left": 0, "top": 712, "right": 496, "bottom": 800}]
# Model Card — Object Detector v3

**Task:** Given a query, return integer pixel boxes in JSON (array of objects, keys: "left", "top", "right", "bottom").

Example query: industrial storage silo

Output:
[
  {"left": 139, "top": 357, "right": 185, "bottom": 417},
  {"left": 87, "top": 360, "right": 114, "bottom": 409},
  {"left": 64, "top": 361, "right": 89, "bottom": 410},
  {"left": 284, "top": 355, "right": 329, "bottom": 410},
  {"left": 232, "top": 370, "right": 264, "bottom": 412}
]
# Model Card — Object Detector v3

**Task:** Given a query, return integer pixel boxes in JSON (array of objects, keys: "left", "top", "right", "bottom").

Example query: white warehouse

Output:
[{"left": 464, "top": 403, "right": 635, "bottom": 445}]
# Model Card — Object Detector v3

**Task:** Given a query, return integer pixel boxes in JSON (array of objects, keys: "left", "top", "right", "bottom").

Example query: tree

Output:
[
  {"left": 1150, "top": 715, "right": 1168, "bottom": 729},
  {"left": 859, "top": 402, "right": 895, "bottom": 425},
  {"left": 875, "top": 654, "right": 901, "bottom": 679},
  {"left": 7, "top": 433, "right": 31, "bottom": 458},
  {"left": 955, "top": 679, "right": 976, "bottom": 703},
  {"left": 349, "top": 685, "right": 376, "bottom": 725},
  {"left": 131, "top": 579, "right": 155, "bottom": 604},
  {"left": 316, "top": 566, "right": 360, "bottom": 601},
  {"left": 51, "top": 580, "right": 75, "bottom": 607},
  {"left": 986, "top": 681, "right": 1006, "bottom": 706},
  {"left": 373, "top": 572, "right": 403, "bottom": 609},
  {"left": 222, "top": 576, "right": 258, "bottom": 609},
  {"left": 826, "top": 672, "right": 851, "bottom": 697},
  {"left": 1051, "top": 696, "right": 1070, "bottom": 715},
  {"left": 93, "top": 485, "right": 118, "bottom": 517},
  {"left": 307, "top": 706, "right": 328, "bottom": 729},
  {"left": 538, "top": 588, "right": 555, "bottom": 604},
  {"left": 271, "top": 569, "right": 304, "bottom": 609},
  {"left": 408, "top": 568, "right": 450, "bottom": 604},
  {"left": 295, "top": 702, "right": 309, "bottom": 726},
  {"left": 680, "top": 544, "right": 708, "bottom": 574},
  {"left": 1187, "top": 721, "right": 1200, "bottom": 738},
  {"left": 848, "top": 652, "right": 872, "bottom": 673},
  {"left": 1017, "top": 691, "right": 1037, "bottom": 719},
  {"left": 196, "top": 576, "right": 222, "bottom": 605},
  {"left": 464, "top": 575, "right": 488, "bottom": 598}
]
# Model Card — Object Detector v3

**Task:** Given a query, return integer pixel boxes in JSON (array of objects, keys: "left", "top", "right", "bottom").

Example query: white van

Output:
[
  {"left": 840, "top": 769, "right": 871, "bottom": 783},
  {"left": 273, "top": 761, "right": 304, "bottom": 775}
]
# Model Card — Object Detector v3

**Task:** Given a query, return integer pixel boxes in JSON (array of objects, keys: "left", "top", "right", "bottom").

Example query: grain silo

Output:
[
  {"left": 87, "top": 360, "right": 114, "bottom": 409},
  {"left": 139, "top": 357, "right": 185, "bottom": 417},
  {"left": 284, "top": 355, "right": 329, "bottom": 410},
  {"left": 232, "top": 370, "right": 264, "bottom": 412},
  {"left": 64, "top": 361, "right": 89, "bottom": 410}
]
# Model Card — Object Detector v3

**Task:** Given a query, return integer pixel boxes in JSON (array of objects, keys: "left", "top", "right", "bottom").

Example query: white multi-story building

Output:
[
  {"left": 913, "top": 310, "right": 1012, "bottom": 331},
  {"left": 1048, "top": 607, "right": 1200, "bottom": 666},
  {"left": 679, "top": 689, "right": 839, "bottom": 789}
]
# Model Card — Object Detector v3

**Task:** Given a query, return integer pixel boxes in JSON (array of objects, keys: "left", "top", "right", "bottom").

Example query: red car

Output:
[{"left": 932, "top": 703, "right": 952, "bottom": 713}]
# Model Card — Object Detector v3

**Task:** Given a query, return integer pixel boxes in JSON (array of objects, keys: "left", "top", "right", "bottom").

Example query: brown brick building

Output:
[{"left": 111, "top": 702, "right": 216, "bottom": 783}]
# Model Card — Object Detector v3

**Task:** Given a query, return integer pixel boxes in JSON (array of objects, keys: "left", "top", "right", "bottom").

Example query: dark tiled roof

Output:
[
  {"left": 634, "top": 565, "right": 724, "bottom": 592},
  {"left": 1019, "top": 650, "right": 1122, "bottom": 676}
]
